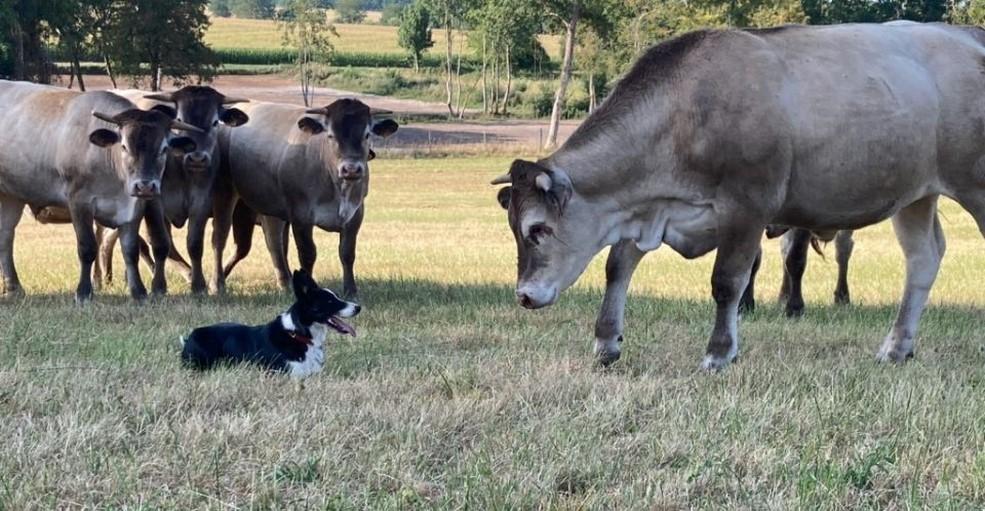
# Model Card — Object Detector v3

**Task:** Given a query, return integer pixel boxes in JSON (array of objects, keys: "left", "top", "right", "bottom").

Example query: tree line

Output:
[
  {"left": 1, "top": 0, "right": 216, "bottom": 91},
  {"left": 389, "top": 0, "right": 985, "bottom": 147}
]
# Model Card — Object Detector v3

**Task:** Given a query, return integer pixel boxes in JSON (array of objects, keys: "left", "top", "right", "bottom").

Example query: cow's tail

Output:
[{"left": 810, "top": 236, "right": 826, "bottom": 259}]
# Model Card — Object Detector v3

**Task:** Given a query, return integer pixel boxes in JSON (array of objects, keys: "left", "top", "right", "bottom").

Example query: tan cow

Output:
[
  {"left": 0, "top": 80, "right": 201, "bottom": 301},
  {"left": 493, "top": 23, "right": 985, "bottom": 369}
]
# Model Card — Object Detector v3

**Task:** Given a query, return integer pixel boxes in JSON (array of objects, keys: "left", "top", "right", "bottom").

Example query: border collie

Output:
[{"left": 180, "top": 270, "right": 360, "bottom": 378}]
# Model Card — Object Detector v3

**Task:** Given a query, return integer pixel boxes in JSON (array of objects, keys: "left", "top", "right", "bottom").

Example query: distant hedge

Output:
[{"left": 213, "top": 48, "right": 479, "bottom": 69}]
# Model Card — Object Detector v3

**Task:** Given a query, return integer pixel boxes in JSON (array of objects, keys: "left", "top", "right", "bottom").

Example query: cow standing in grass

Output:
[
  {"left": 94, "top": 87, "right": 250, "bottom": 294},
  {"left": 215, "top": 99, "right": 398, "bottom": 297},
  {"left": 494, "top": 23, "right": 985, "bottom": 369},
  {"left": 0, "top": 80, "right": 201, "bottom": 301}
]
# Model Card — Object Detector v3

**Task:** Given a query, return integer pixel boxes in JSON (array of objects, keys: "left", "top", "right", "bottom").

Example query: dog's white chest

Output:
[{"left": 285, "top": 324, "right": 328, "bottom": 379}]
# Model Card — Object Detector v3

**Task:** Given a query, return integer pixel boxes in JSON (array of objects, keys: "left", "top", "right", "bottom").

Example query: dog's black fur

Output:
[{"left": 180, "top": 270, "right": 360, "bottom": 377}]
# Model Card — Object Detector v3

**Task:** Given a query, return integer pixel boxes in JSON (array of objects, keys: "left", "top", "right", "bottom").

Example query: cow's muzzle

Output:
[
  {"left": 339, "top": 160, "right": 365, "bottom": 181},
  {"left": 516, "top": 284, "right": 558, "bottom": 310},
  {"left": 183, "top": 151, "right": 211, "bottom": 172},
  {"left": 130, "top": 179, "right": 161, "bottom": 198}
]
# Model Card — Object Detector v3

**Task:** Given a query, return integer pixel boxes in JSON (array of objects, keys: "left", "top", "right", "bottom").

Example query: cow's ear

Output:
[
  {"left": 89, "top": 129, "right": 120, "bottom": 147},
  {"left": 367, "top": 148, "right": 376, "bottom": 161},
  {"left": 297, "top": 117, "right": 325, "bottom": 135},
  {"left": 496, "top": 186, "right": 512, "bottom": 210},
  {"left": 168, "top": 136, "right": 197, "bottom": 154},
  {"left": 151, "top": 104, "right": 177, "bottom": 119},
  {"left": 541, "top": 170, "right": 572, "bottom": 213},
  {"left": 219, "top": 108, "right": 249, "bottom": 127},
  {"left": 371, "top": 118, "right": 398, "bottom": 138}
]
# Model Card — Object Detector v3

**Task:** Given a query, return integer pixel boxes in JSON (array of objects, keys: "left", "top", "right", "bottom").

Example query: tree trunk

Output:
[
  {"left": 588, "top": 72, "right": 596, "bottom": 114},
  {"left": 500, "top": 45, "right": 512, "bottom": 115},
  {"left": 103, "top": 53, "right": 118, "bottom": 88},
  {"left": 481, "top": 33, "right": 487, "bottom": 114},
  {"left": 73, "top": 50, "right": 86, "bottom": 92},
  {"left": 545, "top": 5, "right": 580, "bottom": 149},
  {"left": 11, "top": 20, "right": 25, "bottom": 81},
  {"left": 455, "top": 34, "right": 464, "bottom": 118},
  {"left": 492, "top": 54, "right": 499, "bottom": 116},
  {"left": 413, "top": 52, "right": 419, "bottom": 72},
  {"left": 444, "top": 11, "right": 454, "bottom": 118}
]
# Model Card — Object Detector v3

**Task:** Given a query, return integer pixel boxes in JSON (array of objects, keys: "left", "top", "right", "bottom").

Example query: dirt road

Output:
[{"left": 82, "top": 74, "right": 579, "bottom": 149}]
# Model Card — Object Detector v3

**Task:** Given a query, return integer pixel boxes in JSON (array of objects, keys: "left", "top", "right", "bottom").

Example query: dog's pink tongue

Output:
[{"left": 330, "top": 317, "right": 357, "bottom": 337}]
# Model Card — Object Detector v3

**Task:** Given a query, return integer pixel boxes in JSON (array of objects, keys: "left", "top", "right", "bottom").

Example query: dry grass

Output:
[
  {"left": 205, "top": 16, "right": 563, "bottom": 61},
  {"left": 3, "top": 155, "right": 985, "bottom": 508}
]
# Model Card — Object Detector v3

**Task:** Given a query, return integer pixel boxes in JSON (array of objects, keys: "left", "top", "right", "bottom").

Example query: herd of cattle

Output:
[
  {"left": 0, "top": 79, "right": 397, "bottom": 304},
  {"left": 3, "top": 21, "right": 985, "bottom": 370}
]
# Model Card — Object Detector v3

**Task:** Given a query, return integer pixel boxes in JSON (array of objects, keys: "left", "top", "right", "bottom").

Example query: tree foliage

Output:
[
  {"left": 231, "top": 0, "right": 275, "bottom": 18},
  {"left": 280, "top": 0, "right": 336, "bottom": 106},
  {"left": 211, "top": 0, "right": 232, "bottom": 17},
  {"left": 335, "top": 0, "right": 367, "bottom": 23},
  {"left": 397, "top": 1, "right": 432, "bottom": 70}
]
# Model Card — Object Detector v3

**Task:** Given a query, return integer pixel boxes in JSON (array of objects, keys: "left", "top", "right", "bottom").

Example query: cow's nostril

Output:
[{"left": 517, "top": 292, "right": 533, "bottom": 309}]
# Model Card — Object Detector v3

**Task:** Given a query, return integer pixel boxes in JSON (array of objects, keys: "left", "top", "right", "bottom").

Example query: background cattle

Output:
[
  {"left": 214, "top": 98, "right": 397, "bottom": 297},
  {"left": 95, "top": 86, "right": 249, "bottom": 294},
  {"left": 0, "top": 80, "right": 201, "bottom": 301}
]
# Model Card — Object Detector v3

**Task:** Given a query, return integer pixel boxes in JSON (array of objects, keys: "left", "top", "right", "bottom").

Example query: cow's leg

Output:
[
  {"left": 339, "top": 206, "right": 363, "bottom": 299},
  {"left": 210, "top": 193, "right": 236, "bottom": 295},
  {"left": 738, "top": 246, "right": 761, "bottom": 314},
  {"left": 877, "top": 196, "right": 944, "bottom": 363},
  {"left": 222, "top": 201, "right": 257, "bottom": 280},
  {"left": 593, "top": 240, "right": 646, "bottom": 366},
  {"left": 780, "top": 228, "right": 811, "bottom": 317},
  {"left": 260, "top": 215, "right": 291, "bottom": 291},
  {"left": 292, "top": 221, "right": 317, "bottom": 276},
  {"left": 167, "top": 243, "right": 193, "bottom": 282},
  {"left": 92, "top": 224, "right": 105, "bottom": 291},
  {"left": 186, "top": 209, "right": 210, "bottom": 295},
  {"left": 833, "top": 230, "right": 854, "bottom": 305},
  {"left": 118, "top": 219, "right": 149, "bottom": 301},
  {"left": 143, "top": 201, "right": 170, "bottom": 296},
  {"left": 701, "top": 222, "right": 764, "bottom": 371},
  {"left": 69, "top": 204, "right": 99, "bottom": 303},
  {"left": 98, "top": 227, "right": 119, "bottom": 286},
  {"left": 0, "top": 195, "right": 25, "bottom": 295}
]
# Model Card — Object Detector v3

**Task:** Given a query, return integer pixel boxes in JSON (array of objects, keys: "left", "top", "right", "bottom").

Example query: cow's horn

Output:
[
  {"left": 370, "top": 107, "right": 392, "bottom": 117},
  {"left": 92, "top": 111, "right": 120, "bottom": 125},
  {"left": 144, "top": 92, "right": 174, "bottom": 102},
  {"left": 535, "top": 172, "right": 553, "bottom": 192},
  {"left": 170, "top": 120, "right": 205, "bottom": 133},
  {"left": 305, "top": 107, "right": 329, "bottom": 115},
  {"left": 490, "top": 173, "right": 511, "bottom": 185},
  {"left": 221, "top": 96, "right": 249, "bottom": 105}
]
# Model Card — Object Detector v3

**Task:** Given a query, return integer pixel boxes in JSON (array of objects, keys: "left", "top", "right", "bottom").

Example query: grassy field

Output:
[
  {"left": 205, "top": 16, "right": 563, "bottom": 61},
  {"left": 3, "top": 155, "right": 985, "bottom": 508}
]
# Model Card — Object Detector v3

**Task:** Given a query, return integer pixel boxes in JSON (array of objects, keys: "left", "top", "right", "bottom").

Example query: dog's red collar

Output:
[{"left": 286, "top": 330, "right": 313, "bottom": 346}]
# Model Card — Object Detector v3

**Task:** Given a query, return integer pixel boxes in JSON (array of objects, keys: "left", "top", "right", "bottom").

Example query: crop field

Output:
[
  {"left": 205, "top": 16, "right": 563, "bottom": 61},
  {"left": 3, "top": 155, "right": 985, "bottom": 508}
]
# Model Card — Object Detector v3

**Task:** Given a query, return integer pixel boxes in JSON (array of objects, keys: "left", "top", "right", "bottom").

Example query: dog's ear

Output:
[{"left": 292, "top": 270, "right": 314, "bottom": 299}]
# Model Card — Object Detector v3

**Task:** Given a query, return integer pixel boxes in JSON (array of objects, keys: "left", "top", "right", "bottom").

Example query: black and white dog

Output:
[{"left": 180, "top": 270, "right": 360, "bottom": 378}]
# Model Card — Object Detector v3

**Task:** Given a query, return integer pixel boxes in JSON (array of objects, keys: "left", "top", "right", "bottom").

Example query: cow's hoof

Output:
[
  {"left": 593, "top": 336, "right": 622, "bottom": 367},
  {"left": 834, "top": 292, "right": 851, "bottom": 306},
  {"left": 784, "top": 304, "right": 804, "bottom": 318},
  {"left": 210, "top": 282, "right": 226, "bottom": 295},
  {"left": 3, "top": 286, "right": 24, "bottom": 299},
  {"left": 876, "top": 346, "right": 914, "bottom": 363},
  {"left": 190, "top": 281, "right": 208, "bottom": 296},
  {"left": 700, "top": 353, "right": 735, "bottom": 372},
  {"left": 738, "top": 298, "right": 755, "bottom": 315}
]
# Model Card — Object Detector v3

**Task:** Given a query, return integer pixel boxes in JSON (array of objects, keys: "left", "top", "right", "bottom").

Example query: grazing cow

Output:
[
  {"left": 493, "top": 23, "right": 985, "bottom": 369},
  {"left": 213, "top": 99, "right": 398, "bottom": 297},
  {"left": 95, "top": 87, "right": 250, "bottom": 294},
  {"left": 0, "top": 80, "right": 201, "bottom": 301}
]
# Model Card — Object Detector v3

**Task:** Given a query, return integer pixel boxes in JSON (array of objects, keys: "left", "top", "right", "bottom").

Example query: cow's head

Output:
[
  {"left": 296, "top": 98, "right": 399, "bottom": 181},
  {"left": 144, "top": 86, "right": 249, "bottom": 172},
  {"left": 493, "top": 159, "right": 602, "bottom": 309},
  {"left": 89, "top": 109, "right": 203, "bottom": 198}
]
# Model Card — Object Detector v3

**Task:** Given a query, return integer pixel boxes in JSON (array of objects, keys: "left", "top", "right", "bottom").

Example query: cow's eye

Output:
[
  {"left": 526, "top": 223, "right": 553, "bottom": 245},
  {"left": 365, "top": 132, "right": 370, "bottom": 139}
]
